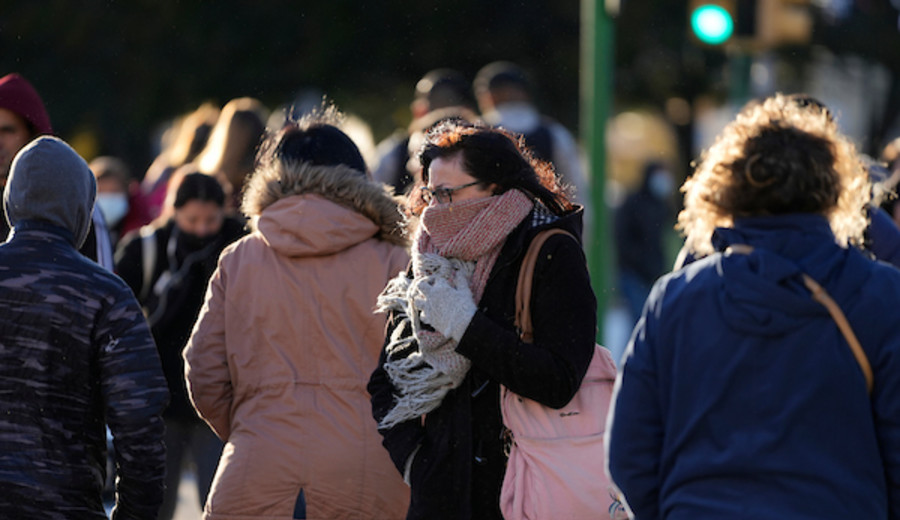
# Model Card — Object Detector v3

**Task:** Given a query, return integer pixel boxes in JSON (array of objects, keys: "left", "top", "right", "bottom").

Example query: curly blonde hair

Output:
[{"left": 678, "top": 93, "right": 870, "bottom": 256}]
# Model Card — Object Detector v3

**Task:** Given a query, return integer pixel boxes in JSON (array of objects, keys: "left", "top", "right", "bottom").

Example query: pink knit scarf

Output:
[
  {"left": 375, "top": 189, "right": 534, "bottom": 429},
  {"left": 417, "top": 189, "right": 534, "bottom": 302}
]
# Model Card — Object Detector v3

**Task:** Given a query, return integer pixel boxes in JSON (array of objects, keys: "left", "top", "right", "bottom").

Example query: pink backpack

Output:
[{"left": 500, "top": 229, "right": 618, "bottom": 520}]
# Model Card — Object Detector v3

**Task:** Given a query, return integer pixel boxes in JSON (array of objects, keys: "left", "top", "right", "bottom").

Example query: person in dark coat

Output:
[
  {"left": 372, "top": 69, "right": 479, "bottom": 196},
  {"left": 368, "top": 120, "right": 596, "bottom": 519},
  {"left": 862, "top": 159, "right": 900, "bottom": 268},
  {"left": 607, "top": 93, "right": 900, "bottom": 519},
  {"left": 0, "top": 136, "right": 168, "bottom": 519},
  {"left": 867, "top": 206, "right": 900, "bottom": 267},
  {"left": 115, "top": 168, "right": 246, "bottom": 519},
  {"left": 473, "top": 61, "right": 591, "bottom": 222},
  {"left": 613, "top": 160, "right": 675, "bottom": 323}
]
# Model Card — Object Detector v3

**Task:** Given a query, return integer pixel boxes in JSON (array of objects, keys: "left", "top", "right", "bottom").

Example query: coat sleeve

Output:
[
  {"left": 454, "top": 233, "right": 596, "bottom": 408},
  {"left": 605, "top": 282, "right": 665, "bottom": 520},
  {"left": 613, "top": 198, "right": 639, "bottom": 270},
  {"left": 871, "top": 273, "right": 900, "bottom": 519},
  {"left": 867, "top": 207, "right": 900, "bottom": 269},
  {"left": 97, "top": 285, "right": 169, "bottom": 520},
  {"left": 367, "top": 311, "right": 426, "bottom": 476},
  {"left": 878, "top": 343, "right": 900, "bottom": 520},
  {"left": 183, "top": 261, "right": 234, "bottom": 441}
]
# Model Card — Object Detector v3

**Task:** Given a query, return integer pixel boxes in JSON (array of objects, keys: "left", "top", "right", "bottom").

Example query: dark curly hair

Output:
[
  {"left": 256, "top": 104, "right": 366, "bottom": 175},
  {"left": 409, "top": 119, "right": 573, "bottom": 216}
]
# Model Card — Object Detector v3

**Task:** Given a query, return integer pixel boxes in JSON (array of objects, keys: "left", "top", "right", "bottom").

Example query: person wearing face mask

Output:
[
  {"left": 613, "top": 160, "right": 676, "bottom": 327},
  {"left": 114, "top": 167, "right": 246, "bottom": 520},
  {"left": 368, "top": 119, "right": 597, "bottom": 519},
  {"left": 90, "top": 156, "right": 152, "bottom": 249}
]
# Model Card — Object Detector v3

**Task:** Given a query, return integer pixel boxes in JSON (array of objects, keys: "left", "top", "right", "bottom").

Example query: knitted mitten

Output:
[{"left": 413, "top": 266, "right": 477, "bottom": 343}]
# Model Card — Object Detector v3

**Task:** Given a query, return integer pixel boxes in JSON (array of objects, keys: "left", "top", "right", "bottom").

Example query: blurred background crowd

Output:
[
  {"left": 4, "top": 1, "right": 900, "bottom": 517},
  {"left": 6, "top": 0, "right": 900, "bottom": 372}
]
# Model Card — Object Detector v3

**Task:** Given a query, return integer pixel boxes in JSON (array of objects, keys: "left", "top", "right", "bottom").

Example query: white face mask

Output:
[{"left": 96, "top": 192, "right": 129, "bottom": 227}]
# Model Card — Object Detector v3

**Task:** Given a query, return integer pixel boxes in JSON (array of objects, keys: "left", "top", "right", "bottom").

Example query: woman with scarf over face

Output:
[
  {"left": 368, "top": 119, "right": 597, "bottom": 519},
  {"left": 114, "top": 168, "right": 246, "bottom": 519}
]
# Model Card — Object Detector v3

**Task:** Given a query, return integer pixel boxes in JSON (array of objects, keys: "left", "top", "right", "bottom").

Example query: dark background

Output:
[
  {"left": 3, "top": 0, "right": 899, "bottom": 175},
  {"left": 2, "top": 0, "right": 581, "bottom": 171}
]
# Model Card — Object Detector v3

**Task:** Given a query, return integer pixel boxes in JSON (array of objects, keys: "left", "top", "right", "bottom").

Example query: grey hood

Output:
[{"left": 4, "top": 136, "right": 96, "bottom": 247}]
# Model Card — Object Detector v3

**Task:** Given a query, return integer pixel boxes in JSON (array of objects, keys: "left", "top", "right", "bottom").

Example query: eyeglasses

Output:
[{"left": 420, "top": 181, "right": 482, "bottom": 204}]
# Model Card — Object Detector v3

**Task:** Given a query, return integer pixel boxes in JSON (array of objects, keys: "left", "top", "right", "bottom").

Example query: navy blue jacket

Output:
[
  {"left": 608, "top": 214, "right": 900, "bottom": 519},
  {"left": 868, "top": 207, "right": 900, "bottom": 268}
]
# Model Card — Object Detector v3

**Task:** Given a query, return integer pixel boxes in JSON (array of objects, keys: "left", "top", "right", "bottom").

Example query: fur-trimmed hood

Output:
[{"left": 242, "top": 161, "right": 408, "bottom": 257}]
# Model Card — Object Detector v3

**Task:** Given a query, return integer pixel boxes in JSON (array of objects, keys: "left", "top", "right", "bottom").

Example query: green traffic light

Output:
[{"left": 691, "top": 4, "right": 734, "bottom": 45}]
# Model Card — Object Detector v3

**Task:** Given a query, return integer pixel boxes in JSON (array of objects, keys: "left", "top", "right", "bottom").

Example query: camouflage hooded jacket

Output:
[{"left": 0, "top": 137, "right": 168, "bottom": 520}]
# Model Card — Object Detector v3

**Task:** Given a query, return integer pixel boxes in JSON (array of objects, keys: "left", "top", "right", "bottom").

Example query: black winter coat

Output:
[
  {"left": 613, "top": 186, "right": 671, "bottom": 285},
  {"left": 115, "top": 217, "right": 246, "bottom": 421},
  {"left": 368, "top": 206, "right": 597, "bottom": 520}
]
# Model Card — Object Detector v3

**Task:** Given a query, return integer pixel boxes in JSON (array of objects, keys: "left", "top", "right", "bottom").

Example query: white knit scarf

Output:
[{"left": 377, "top": 189, "right": 534, "bottom": 428}]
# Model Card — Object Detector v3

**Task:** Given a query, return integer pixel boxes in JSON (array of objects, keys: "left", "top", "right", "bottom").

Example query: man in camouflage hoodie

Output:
[{"left": 0, "top": 136, "right": 168, "bottom": 519}]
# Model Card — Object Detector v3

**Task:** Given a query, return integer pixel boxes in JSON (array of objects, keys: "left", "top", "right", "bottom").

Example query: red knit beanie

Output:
[{"left": 0, "top": 74, "right": 53, "bottom": 135}]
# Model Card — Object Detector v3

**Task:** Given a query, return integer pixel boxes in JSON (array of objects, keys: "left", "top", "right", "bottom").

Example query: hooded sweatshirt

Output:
[
  {"left": 608, "top": 214, "right": 900, "bottom": 520},
  {"left": 0, "top": 136, "right": 168, "bottom": 519},
  {"left": 5, "top": 136, "right": 94, "bottom": 246}
]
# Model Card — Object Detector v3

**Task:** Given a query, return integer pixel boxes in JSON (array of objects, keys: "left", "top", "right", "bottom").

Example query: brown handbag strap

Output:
[
  {"left": 515, "top": 229, "right": 576, "bottom": 343},
  {"left": 725, "top": 245, "right": 874, "bottom": 394},
  {"left": 801, "top": 273, "right": 874, "bottom": 394}
]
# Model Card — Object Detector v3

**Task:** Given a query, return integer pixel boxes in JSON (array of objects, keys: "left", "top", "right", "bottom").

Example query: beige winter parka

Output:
[{"left": 184, "top": 161, "right": 410, "bottom": 520}]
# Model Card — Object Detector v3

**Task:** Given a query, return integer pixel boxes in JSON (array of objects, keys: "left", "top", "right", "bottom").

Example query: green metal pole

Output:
[
  {"left": 581, "top": 0, "right": 614, "bottom": 342},
  {"left": 728, "top": 49, "right": 752, "bottom": 106}
]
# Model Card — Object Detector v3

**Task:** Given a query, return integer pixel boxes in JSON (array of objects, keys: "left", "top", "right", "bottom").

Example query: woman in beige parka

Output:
[{"left": 184, "top": 111, "right": 411, "bottom": 520}]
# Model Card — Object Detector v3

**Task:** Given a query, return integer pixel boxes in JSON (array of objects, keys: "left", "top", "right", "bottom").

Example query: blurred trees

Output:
[{"left": 0, "top": 0, "right": 580, "bottom": 171}]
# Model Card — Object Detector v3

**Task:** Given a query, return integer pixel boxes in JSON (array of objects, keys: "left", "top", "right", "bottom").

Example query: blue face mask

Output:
[
  {"left": 96, "top": 193, "right": 129, "bottom": 227},
  {"left": 648, "top": 170, "right": 675, "bottom": 200}
]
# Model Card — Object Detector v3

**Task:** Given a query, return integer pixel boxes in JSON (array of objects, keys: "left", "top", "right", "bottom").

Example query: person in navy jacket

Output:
[{"left": 607, "top": 93, "right": 900, "bottom": 519}]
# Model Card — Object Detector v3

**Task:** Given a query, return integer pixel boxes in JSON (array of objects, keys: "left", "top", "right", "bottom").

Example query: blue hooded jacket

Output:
[{"left": 608, "top": 214, "right": 900, "bottom": 519}]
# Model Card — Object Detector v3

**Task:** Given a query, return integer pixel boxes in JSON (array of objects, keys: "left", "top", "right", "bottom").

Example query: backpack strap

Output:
[
  {"left": 725, "top": 244, "right": 873, "bottom": 394},
  {"left": 515, "top": 229, "right": 577, "bottom": 343},
  {"left": 139, "top": 225, "right": 157, "bottom": 302}
]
